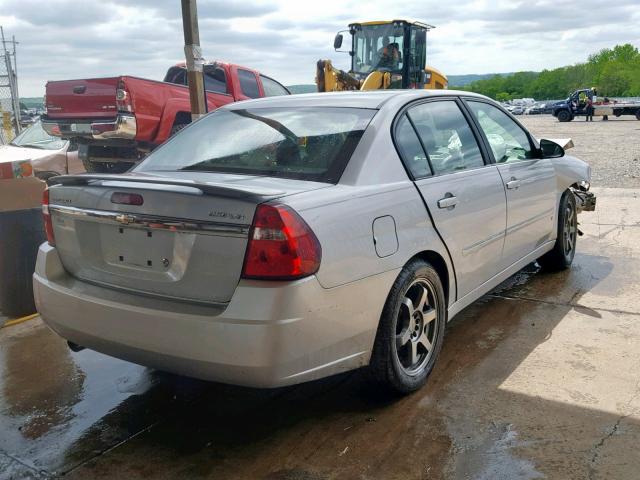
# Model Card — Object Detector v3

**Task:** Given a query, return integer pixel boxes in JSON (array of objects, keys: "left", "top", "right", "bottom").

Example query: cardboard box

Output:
[{"left": 0, "top": 177, "right": 46, "bottom": 212}]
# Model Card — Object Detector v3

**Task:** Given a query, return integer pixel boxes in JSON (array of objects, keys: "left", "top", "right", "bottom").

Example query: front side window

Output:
[
  {"left": 260, "top": 76, "right": 289, "bottom": 97},
  {"left": 238, "top": 69, "right": 260, "bottom": 98},
  {"left": 467, "top": 101, "right": 534, "bottom": 163},
  {"left": 406, "top": 101, "right": 485, "bottom": 175},
  {"left": 136, "top": 107, "right": 375, "bottom": 183}
]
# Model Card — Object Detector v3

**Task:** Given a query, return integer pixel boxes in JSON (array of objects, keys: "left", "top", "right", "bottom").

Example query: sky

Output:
[{"left": 1, "top": 0, "right": 639, "bottom": 97}]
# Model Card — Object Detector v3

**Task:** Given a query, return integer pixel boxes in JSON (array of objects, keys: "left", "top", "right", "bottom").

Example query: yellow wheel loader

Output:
[{"left": 316, "top": 20, "right": 448, "bottom": 92}]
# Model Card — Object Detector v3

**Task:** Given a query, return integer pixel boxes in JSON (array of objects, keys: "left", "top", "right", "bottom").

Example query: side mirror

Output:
[
  {"left": 539, "top": 139, "right": 565, "bottom": 159},
  {"left": 333, "top": 34, "right": 343, "bottom": 50}
]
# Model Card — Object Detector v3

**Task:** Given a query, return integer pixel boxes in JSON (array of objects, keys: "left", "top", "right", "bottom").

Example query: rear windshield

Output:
[{"left": 136, "top": 107, "right": 375, "bottom": 183}]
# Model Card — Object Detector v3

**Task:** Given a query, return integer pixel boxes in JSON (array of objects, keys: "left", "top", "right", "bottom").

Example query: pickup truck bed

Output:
[{"left": 42, "top": 62, "right": 290, "bottom": 173}]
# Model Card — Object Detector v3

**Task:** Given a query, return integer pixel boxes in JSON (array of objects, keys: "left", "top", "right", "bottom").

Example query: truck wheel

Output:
[
  {"left": 557, "top": 110, "right": 572, "bottom": 122},
  {"left": 635, "top": 110, "right": 640, "bottom": 120},
  {"left": 81, "top": 158, "right": 134, "bottom": 174},
  {"left": 538, "top": 190, "right": 577, "bottom": 271},
  {"left": 367, "top": 259, "right": 446, "bottom": 394}
]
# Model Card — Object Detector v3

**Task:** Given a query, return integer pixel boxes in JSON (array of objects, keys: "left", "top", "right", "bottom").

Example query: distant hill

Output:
[
  {"left": 287, "top": 84, "right": 318, "bottom": 94},
  {"left": 448, "top": 73, "right": 517, "bottom": 87},
  {"left": 20, "top": 97, "right": 44, "bottom": 108},
  {"left": 286, "top": 74, "right": 518, "bottom": 93}
]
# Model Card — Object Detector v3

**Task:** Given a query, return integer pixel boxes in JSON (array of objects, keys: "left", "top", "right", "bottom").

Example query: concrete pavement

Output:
[{"left": 0, "top": 187, "right": 638, "bottom": 480}]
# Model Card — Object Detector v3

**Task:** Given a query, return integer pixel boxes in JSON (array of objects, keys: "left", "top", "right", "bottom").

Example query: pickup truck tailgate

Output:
[{"left": 45, "top": 78, "right": 119, "bottom": 119}]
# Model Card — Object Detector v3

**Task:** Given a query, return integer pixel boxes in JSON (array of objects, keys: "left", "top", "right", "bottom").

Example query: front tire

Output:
[
  {"left": 368, "top": 259, "right": 446, "bottom": 394},
  {"left": 557, "top": 110, "right": 572, "bottom": 122},
  {"left": 538, "top": 190, "right": 577, "bottom": 271}
]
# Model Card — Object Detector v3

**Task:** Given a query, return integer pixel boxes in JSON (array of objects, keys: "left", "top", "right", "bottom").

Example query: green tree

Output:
[{"left": 462, "top": 43, "right": 640, "bottom": 100}]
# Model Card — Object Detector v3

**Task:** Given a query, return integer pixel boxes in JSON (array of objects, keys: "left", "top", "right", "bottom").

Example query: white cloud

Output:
[{"left": 0, "top": 0, "right": 638, "bottom": 96}]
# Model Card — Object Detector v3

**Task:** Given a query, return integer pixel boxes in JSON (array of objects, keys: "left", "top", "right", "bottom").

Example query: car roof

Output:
[{"left": 223, "top": 89, "right": 489, "bottom": 110}]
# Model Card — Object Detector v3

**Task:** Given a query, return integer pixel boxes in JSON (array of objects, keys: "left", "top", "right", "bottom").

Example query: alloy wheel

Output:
[
  {"left": 563, "top": 202, "right": 577, "bottom": 256},
  {"left": 395, "top": 278, "right": 440, "bottom": 375}
]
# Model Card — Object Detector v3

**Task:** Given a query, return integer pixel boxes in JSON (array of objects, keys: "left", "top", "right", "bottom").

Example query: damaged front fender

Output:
[{"left": 551, "top": 154, "right": 596, "bottom": 212}]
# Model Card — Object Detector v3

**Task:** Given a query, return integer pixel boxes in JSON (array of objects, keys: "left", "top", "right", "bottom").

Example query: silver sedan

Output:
[{"left": 34, "top": 90, "right": 596, "bottom": 393}]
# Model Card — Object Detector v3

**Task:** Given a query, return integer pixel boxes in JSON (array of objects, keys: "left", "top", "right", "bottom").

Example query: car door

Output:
[
  {"left": 465, "top": 100, "right": 556, "bottom": 269},
  {"left": 395, "top": 99, "right": 507, "bottom": 299}
]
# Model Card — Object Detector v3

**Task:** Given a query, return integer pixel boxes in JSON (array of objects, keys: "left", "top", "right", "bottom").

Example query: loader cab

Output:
[{"left": 344, "top": 20, "right": 434, "bottom": 89}]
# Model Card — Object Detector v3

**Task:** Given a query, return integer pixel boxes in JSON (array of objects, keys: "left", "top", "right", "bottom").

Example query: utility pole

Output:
[{"left": 181, "top": 0, "right": 207, "bottom": 121}]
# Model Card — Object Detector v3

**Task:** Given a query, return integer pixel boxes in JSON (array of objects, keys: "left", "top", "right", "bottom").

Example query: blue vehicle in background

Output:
[{"left": 553, "top": 88, "right": 640, "bottom": 122}]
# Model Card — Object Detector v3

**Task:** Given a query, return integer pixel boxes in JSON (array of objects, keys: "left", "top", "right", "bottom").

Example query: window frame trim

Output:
[{"left": 391, "top": 95, "right": 495, "bottom": 181}]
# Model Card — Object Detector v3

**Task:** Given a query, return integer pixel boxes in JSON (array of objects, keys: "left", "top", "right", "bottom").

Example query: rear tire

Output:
[
  {"left": 635, "top": 110, "right": 640, "bottom": 120},
  {"left": 538, "top": 190, "right": 577, "bottom": 271},
  {"left": 557, "top": 110, "right": 572, "bottom": 122},
  {"left": 367, "top": 259, "right": 446, "bottom": 394}
]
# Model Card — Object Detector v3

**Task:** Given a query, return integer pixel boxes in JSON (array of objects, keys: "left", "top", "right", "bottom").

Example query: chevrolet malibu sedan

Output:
[{"left": 34, "top": 90, "right": 596, "bottom": 393}]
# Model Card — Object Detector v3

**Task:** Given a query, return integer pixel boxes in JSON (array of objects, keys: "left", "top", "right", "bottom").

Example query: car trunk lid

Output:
[{"left": 47, "top": 172, "right": 329, "bottom": 304}]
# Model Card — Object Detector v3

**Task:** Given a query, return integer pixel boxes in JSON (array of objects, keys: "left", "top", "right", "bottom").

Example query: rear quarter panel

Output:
[{"left": 286, "top": 182, "right": 453, "bottom": 295}]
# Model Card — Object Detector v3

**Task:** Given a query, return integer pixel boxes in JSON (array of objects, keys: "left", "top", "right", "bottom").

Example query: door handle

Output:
[
  {"left": 437, "top": 194, "right": 458, "bottom": 209},
  {"left": 506, "top": 177, "right": 521, "bottom": 190}
]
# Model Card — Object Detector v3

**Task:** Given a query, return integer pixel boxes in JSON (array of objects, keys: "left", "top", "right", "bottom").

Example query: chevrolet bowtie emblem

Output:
[{"left": 115, "top": 214, "right": 135, "bottom": 225}]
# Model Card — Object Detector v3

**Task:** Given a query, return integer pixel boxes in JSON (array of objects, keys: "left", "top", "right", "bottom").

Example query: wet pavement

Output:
[{"left": 1, "top": 187, "right": 639, "bottom": 480}]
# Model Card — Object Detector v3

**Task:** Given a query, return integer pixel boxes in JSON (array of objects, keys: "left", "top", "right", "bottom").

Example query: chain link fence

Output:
[{"left": 0, "top": 32, "right": 20, "bottom": 145}]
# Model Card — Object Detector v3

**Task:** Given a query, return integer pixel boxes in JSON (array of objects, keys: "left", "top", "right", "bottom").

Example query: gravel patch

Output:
[{"left": 519, "top": 115, "right": 640, "bottom": 188}]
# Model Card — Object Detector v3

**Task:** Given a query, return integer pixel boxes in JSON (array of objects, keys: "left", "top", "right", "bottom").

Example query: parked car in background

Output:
[
  {"left": 35, "top": 90, "right": 595, "bottom": 394},
  {"left": 19, "top": 109, "right": 38, "bottom": 127},
  {"left": 1, "top": 120, "right": 83, "bottom": 180},
  {"left": 42, "top": 61, "right": 290, "bottom": 174}
]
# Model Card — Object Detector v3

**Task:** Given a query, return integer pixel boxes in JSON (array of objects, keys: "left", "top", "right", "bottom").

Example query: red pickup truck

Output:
[{"left": 42, "top": 62, "right": 290, "bottom": 173}]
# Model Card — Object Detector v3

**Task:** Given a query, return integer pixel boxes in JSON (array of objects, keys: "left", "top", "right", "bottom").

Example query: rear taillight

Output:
[
  {"left": 42, "top": 188, "right": 55, "bottom": 246},
  {"left": 241, "top": 204, "right": 321, "bottom": 280},
  {"left": 116, "top": 79, "right": 133, "bottom": 112}
]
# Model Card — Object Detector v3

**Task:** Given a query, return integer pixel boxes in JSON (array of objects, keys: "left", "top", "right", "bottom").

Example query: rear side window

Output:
[
  {"left": 203, "top": 66, "right": 227, "bottom": 94},
  {"left": 261, "top": 75, "right": 289, "bottom": 97},
  {"left": 136, "top": 107, "right": 375, "bottom": 183},
  {"left": 163, "top": 67, "right": 187, "bottom": 86},
  {"left": 407, "top": 100, "right": 485, "bottom": 175},
  {"left": 395, "top": 115, "right": 431, "bottom": 178},
  {"left": 238, "top": 69, "right": 260, "bottom": 98}
]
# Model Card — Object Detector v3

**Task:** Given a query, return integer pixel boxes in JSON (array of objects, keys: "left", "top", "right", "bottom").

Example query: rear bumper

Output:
[
  {"left": 41, "top": 114, "right": 137, "bottom": 140},
  {"left": 33, "top": 243, "right": 396, "bottom": 387}
]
